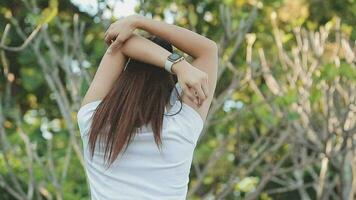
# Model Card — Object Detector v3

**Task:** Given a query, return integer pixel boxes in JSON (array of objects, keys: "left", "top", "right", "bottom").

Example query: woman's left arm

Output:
[{"left": 81, "top": 46, "right": 126, "bottom": 107}]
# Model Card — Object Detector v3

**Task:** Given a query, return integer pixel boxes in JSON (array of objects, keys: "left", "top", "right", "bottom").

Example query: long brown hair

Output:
[{"left": 88, "top": 36, "right": 180, "bottom": 167}]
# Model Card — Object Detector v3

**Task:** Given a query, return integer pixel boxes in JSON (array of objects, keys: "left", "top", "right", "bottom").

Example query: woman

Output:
[{"left": 77, "top": 15, "right": 218, "bottom": 200}]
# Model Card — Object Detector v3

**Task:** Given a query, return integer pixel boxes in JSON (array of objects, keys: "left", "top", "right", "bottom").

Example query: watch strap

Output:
[{"left": 164, "top": 59, "right": 174, "bottom": 74}]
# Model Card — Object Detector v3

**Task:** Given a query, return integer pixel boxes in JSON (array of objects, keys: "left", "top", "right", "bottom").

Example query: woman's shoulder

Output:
[
  {"left": 77, "top": 100, "right": 102, "bottom": 135},
  {"left": 164, "top": 100, "right": 204, "bottom": 145},
  {"left": 166, "top": 100, "right": 204, "bottom": 130},
  {"left": 77, "top": 100, "right": 102, "bottom": 119}
]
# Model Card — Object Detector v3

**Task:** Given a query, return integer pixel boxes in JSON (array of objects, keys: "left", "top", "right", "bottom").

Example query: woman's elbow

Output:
[
  {"left": 207, "top": 40, "right": 218, "bottom": 55},
  {"left": 192, "top": 39, "right": 218, "bottom": 59}
]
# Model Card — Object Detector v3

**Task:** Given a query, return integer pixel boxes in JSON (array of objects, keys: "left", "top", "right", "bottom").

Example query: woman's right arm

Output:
[
  {"left": 135, "top": 16, "right": 217, "bottom": 59},
  {"left": 136, "top": 17, "right": 218, "bottom": 121}
]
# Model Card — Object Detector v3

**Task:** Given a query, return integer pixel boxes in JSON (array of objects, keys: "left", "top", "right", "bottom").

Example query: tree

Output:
[{"left": 0, "top": 0, "right": 355, "bottom": 199}]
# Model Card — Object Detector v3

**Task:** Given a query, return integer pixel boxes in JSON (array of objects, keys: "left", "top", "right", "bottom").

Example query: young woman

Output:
[{"left": 77, "top": 15, "right": 218, "bottom": 200}]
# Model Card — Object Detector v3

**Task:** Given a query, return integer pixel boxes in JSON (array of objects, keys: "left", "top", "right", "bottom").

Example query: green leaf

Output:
[
  {"left": 309, "top": 86, "right": 322, "bottom": 103},
  {"left": 320, "top": 63, "right": 338, "bottom": 81},
  {"left": 188, "top": 5, "right": 198, "bottom": 27},
  {"left": 80, "top": 79, "right": 90, "bottom": 97},
  {"left": 287, "top": 111, "right": 300, "bottom": 120},
  {"left": 275, "top": 89, "right": 298, "bottom": 106},
  {"left": 235, "top": 176, "right": 260, "bottom": 193},
  {"left": 339, "top": 62, "right": 356, "bottom": 80},
  {"left": 36, "top": 0, "right": 58, "bottom": 25},
  {"left": 20, "top": 67, "right": 44, "bottom": 91}
]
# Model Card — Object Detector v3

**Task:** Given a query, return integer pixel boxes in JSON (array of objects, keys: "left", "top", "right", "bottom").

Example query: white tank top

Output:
[{"left": 77, "top": 87, "right": 204, "bottom": 200}]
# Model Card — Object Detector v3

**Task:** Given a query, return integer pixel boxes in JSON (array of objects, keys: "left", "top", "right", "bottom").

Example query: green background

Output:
[{"left": 0, "top": 0, "right": 355, "bottom": 199}]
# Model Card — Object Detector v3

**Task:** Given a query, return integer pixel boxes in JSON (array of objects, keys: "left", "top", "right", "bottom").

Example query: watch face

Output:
[{"left": 168, "top": 53, "right": 181, "bottom": 61}]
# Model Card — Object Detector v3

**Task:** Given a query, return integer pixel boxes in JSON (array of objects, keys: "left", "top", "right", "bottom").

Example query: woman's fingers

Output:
[
  {"left": 193, "top": 83, "right": 206, "bottom": 103},
  {"left": 105, "top": 28, "right": 133, "bottom": 49},
  {"left": 105, "top": 28, "right": 121, "bottom": 45},
  {"left": 110, "top": 35, "right": 125, "bottom": 50},
  {"left": 201, "top": 79, "right": 209, "bottom": 98},
  {"left": 189, "top": 80, "right": 208, "bottom": 107},
  {"left": 105, "top": 33, "right": 114, "bottom": 45},
  {"left": 182, "top": 85, "right": 199, "bottom": 106}
]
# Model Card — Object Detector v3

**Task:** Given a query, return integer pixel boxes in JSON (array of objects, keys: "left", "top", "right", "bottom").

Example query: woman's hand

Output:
[
  {"left": 104, "top": 15, "right": 142, "bottom": 50},
  {"left": 173, "top": 61, "right": 209, "bottom": 107}
]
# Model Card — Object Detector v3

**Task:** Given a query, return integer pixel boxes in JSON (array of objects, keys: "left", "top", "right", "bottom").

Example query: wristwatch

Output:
[{"left": 165, "top": 53, "right": 185, "bottom": 74}]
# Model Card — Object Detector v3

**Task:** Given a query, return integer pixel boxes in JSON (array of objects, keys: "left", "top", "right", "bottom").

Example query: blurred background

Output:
[{"left": 0, "top": 0, "right": 355, "bottom": 199}]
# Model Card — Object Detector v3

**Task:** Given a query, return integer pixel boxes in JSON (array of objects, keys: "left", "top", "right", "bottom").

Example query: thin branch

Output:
[{"left": 0, "top": 24, "right": 42, "bottom": 51}]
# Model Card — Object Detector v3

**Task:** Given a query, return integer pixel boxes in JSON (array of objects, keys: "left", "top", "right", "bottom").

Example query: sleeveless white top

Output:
[{"left": 77, "top": 87, "right": 204, "bottom": 200}]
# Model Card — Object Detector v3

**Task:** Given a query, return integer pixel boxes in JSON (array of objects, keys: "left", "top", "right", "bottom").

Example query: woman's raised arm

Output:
[
  {"left": 106, "top": 15, "right": 217, "bottom": 59},
  {"left": 81, "top": 34, "right": 208, "bottom": 110},
  {"left": 105, "top": 15, "right": 218, "bottom": 120}
]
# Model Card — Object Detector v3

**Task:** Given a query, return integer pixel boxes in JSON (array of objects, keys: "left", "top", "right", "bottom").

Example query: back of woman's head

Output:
[{"left": 88, "top": 36, "right": 178, "bottom": 167}]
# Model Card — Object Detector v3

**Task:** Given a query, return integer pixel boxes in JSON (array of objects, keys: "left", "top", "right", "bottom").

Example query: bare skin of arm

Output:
[
  {"left": 83, "top": 15, "right": 218, "bottom": 122},
  {"left": 81, "top": 34, "right": 206, "bottom": 106},
  {"left": 105, "top": 15, "right": 218, "bottom": 121}
]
